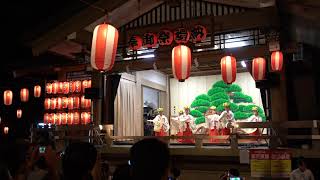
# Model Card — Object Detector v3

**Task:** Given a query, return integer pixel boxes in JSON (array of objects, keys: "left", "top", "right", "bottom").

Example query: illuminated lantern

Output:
[
  {"left": 73, "top": 97, "right": 80, "bottom": 109},
  {"left": 221, "top": 56, "right": 237, "bottom": 84},
  {"left": 50, "top": 98, "right": 56, "bottom": 110},
  {"left": 271, "top": 51, "right": 283, "bottom": 72},
  {"left": 61, "top": 113, "right": 67, "bottom": 125},
  {"left": 68, "top": 97, "right": 74, "bottom": 110},
  {"left": 88, "top": 80, "right": 91, "bottom": 88},
  {"left": 174, "top": 27, "right": 190, "bottom": 44},
  {"left": 172, "top": 45, "right": 191, "bottom": 82},
  {"left": 73, "top": 112, "right": 80, "bottom": 125},
  {"left": 62, "top": 97, "right": 68, "bottom": 109},
  {"left": 20, "top": 88, "right": 29, "bottom": 102},
  {"left": 44, "top": 113, "right": 49, "bottom": 124},
  {"left": 81, "top": 96, "right": 91, "bottom": 108},
  {"left": 46, "top": 83, "right": 52, "bottom": 94},
  {"left": 63, "top": 82, "right": 70, "bottom": 94},
  {"left": 56, "top": 97, "right": 62, "bottom": 110},
  {"left": 143, "top": 32, "right": 158, "bottom": 48},
  {"left": 128, "top": 35, "right": 143, "bottom": 50},
  {"left": 252, "top": 57, "right": 266, "bottom": 81},
  {"left": 17, "top": 109, "right": 22, "bottom": 119},
  {"left": 91, "top": 23, "right": 119, "bottom": 72},
  {"left": 158, "top": 30, "right": 173, "bottom": 46},
  {"left": 191, "top": 25, "right": 207, "bottom": 42},
  {"left": 55, "top": 113, "right": 61, "bottom": 125},
  {"left": 67, "top": 113, "right": 74, "bottom": 125},
  {"left": 81, "top": 112, "right": 91, "bottom": 124},
  {"left": 51, "top": 113, "right": 58, "bottom": 124},
  {"left": 3, "top": 90, "right": 13, "bottom": 105},
  {"left": 34, "top": 85, "right": 41, "bottom": 98},
  {"left": 4, "top": 127, "right": 9, "bottom": 134},
  {"left": 44, "top": 98, "right": 51, "bottom": 110},
  {"left": 52, "top": 82, "right": 59, "bottom": 94},
  {"left": 82, "top": 80, "right": 90, "bottom": 93},
  {"left": 70, "top": 81, "right": 82, "bottom": 93},
  {"left": 58, "top": 82, "right": 64, "bottom": 94}
]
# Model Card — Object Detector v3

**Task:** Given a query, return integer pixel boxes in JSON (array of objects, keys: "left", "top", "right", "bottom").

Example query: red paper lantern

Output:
[
  {"left": 56, "top": 97, "right": 62, "bottom": 110},
  {"left": 158, "top": 30, "right": 174, "bottom": 46},
  {"left": 62, "top": 97, "right": 68, "bottom": 109},
  {"left": 128, "top": 35, "right": 143, "bottom": 50},
  {"left": 82, "top": 80, "right": 90, "bottom": 93},
  {"left": 48, "top": 114, "right": 54, "bottom": 124},
  {"left": 44, "top": 113, "right": 49, "bottom": 124},
  {"left": 252, "top": 57, "right": 266, "bottom": 81},
  {"left": 3, "top": 90, "right": 13, "bottom": 106},
  {"left": 68, "top": 97, "right": 74, "bottom": 110},
  {"left": 271, "top": 51, "right": 283, "bottom": 72},
  {"left": 55, "top": 113, "right": 61, "bottom": 125},
  {"left": 172, "top": 45, "right": 191, "bottom": 82},
  {"left": 61, "top": 113, "right": 67, "bottom": 125},
  {"left": 67, "top": 113, "right": 74, "bottom": 125},
  {"left": 4, "top": 127, "right": 9, "bottom": 134},
  {"left": 191, "top": 25, "right": 207, "bottom": 42},
  {"left": 50, "top": 98, "right": 56, "bottom": 110},
  {"left": 91, "top": 24, "right": 119, "bottom": 72},
  {"left": 63, "top": 82, "right": 70, "bottom": 94},
  {"left": 52, "top": 82, "right": 58, "bottom": 94},
  {"left": 44, "top": 98, "right": 51, "bottom": 110},
  {"left": 221, "top": 56, "right": 237, "bottom": 84},
  {"left": 143, "top": 32, "right": 158, "bottom": 48},
  {"left": 73, "top": 97, "right": 80, "bottom": 109},
  {"left": 81, "top": 96, "right": 91, "bottom": 109},
  {"left": 20, "top": 88, "right": 29, "bottom": 102},
  {"left": 34, "top": 85, "right": 41, "bottom": 98},
  {"left": 174, "top": 28, "right": 190, "bottom": 44},
  {"left": 81, "top": 112, "right": 91, "bottom": 125},
  {"left": 17, "top": 109, "right": 22, "bottom": 119},
  {"left": 46, "top": 83, "right": 52, "bottom": 94},
  {"left": 74, "top": 112, "right": 80, "bottom": 125},
  {"left": 70, "top": 81, "right": 82, "bottom": 93},
  {"left": 58, "top": 82, "right": 64, "bottom": 94}
]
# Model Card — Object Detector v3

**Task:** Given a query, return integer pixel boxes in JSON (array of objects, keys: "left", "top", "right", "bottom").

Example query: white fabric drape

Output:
[{"left": 114, "top": 79, "right": 140, "bottom": 136}]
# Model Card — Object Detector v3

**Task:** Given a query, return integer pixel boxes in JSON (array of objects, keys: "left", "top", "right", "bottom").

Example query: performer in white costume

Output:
[
  {"left": 243, "top": 106, "right": 262, "bottom": 136},
  {"left": 206, "top": 106, "right": 221, "bottom": 142},
  {"left": 181, "top": 106, "right": 195, "bottom": 143},
  {"left": 219, "top": 102, "right": 235, "bottom": 135},
  {"left": 148, "top": 108, "right": 170, "bottom": 137},
  {"left": 170, "top": 110, "right": 184, "bottom": 136}
]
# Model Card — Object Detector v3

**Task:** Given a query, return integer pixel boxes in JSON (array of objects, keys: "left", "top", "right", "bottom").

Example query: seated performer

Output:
[
  {"left": 148, "top": 108, "right": 170, "bottom": 137},
  {"left": 219, "top": 102, "right": 235, "bottom": 135},
  {"left": 206, "top": 106, "right": 221, "bottom": 142},
  {"left": 180, "top": 106, "right": 195, "bottom": 143},
  {"left": 244, "top": 106, "right": 262, "bottom": 136}
]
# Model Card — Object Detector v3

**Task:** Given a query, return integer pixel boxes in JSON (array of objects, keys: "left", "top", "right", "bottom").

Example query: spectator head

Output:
[
  {"left": 297, "top": 156, "right": 307, "bottom": 172},
  {"left": 112, "top": 164, "right": 131, "bottom": 180},
  {"left": 62, "top": 142, "right": 97, "bottom": 180},
  {"left": 229, "top": 168, "right": 240, "bottom": 177},
  {"left": 130, "top": 138, "right": 170, "bottom": 180}
]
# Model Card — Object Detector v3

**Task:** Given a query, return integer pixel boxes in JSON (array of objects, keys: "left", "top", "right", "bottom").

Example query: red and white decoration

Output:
[
  {"left": 73, "top": 96, "right": 80, "bottom": 109},
  {"left": 271, "top": 51, "right": 283, "bottom": 72},
  {"left": 73, "top": 112, "right": 80, "bottom": 125},
  {"left": 3, "top": 90, "right": 13, "bottom": 106},
  {"left": 62, "top": 97, "right": 68, "bottom": 109},
  {"left": 91, "top": 24, "right": 119, "bottom": 72},
  {"left": 174, "top": 28, "right": 190, "bottom": 44},
  {"left": 158, "top": 30, "right": 174, "bottom": 46},
  {"left": 44, "top": 98, "right": 51, "bottom": 110},
  {"left": 67, "top": 113, "right": 74, "bottom": 125},
  {"left": 56, "top": 97, "right": 62, "bottom": 110},
  {"left": 46, "top": 83, "right": 52, "bottom": 94},
  {"left": 70, "top": 81, "right": 82, "bottom": 93},
  {"left": 17, "top": 109, "right": 22, "bottom": 119},
  {"left": 81, "top": 96, "right": 91, "bottom": 109},
  {"left": 58, "top": 82, "right": 64, "bottom": 94},
  {"left": 52, "top": 82, "right": 59, "bottom": 94},
  {"left": 128, "top": 35, "right": 143, "bottom": 50},
  {"left": 68, "top": 97, "right": 74, "bottom": 110},
  {"left": 172, "top": 45, "right": 191, "bottom": 82},
  {"left": 4, "top": 127, "right": 9, "bottom": 134},
  {"left": 82, "top": 80, "right": 91, "bottom": 93},
  {"left": 252, "top": 57, "right": 266, "bottom": 81},
  {"left": 81, "top": 112, "right": 91, "bottom": 124},
  {"left": 34, "top": 85, "right": 41, "bottom": 98},
  {"left": 44, "top": 113, "right": 49, "bottom": 124},
  {"left": 220, "top": 56, "right": 237, "bottom": 84},
  {"left": 190, "top": 25, "right": 207, "bottom": 42},
  {"left": 20, "top": 88, "right": 29, "bottom": 102},
  {"left": 50, "top": 98, "right": 56, "bottom": 110},
  {"left": 63, "top": 82, "right": 70, "bottom": 94}
]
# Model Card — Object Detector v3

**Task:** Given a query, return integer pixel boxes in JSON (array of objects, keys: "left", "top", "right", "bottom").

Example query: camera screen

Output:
[
  {"left": 39, "top": 146, "right": 46, "bottom": 153},
  {"left": 230, "top": 177, "right": 241, "bottom": 180}
]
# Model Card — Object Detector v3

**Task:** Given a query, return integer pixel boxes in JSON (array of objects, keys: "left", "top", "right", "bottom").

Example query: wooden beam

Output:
[
  {"left": 29, "top": 0, "right": 129, "bottom": 55},
  {"left": 112, "top": 45, "right": 269, "bottom": 72}
]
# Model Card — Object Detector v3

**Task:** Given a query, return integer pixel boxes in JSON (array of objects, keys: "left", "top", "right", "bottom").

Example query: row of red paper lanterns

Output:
[
  {"left": 89, "top": 23, "right": 284, "bottom": 84},
  {"left": 3, "top": 86, "right": 41, "bottom": 106},
  {"left": 46, "top": 80, "right": 91, "bottom": 95},
  {"left": 128, "top": 25, "right": 207, "bottom": 50},
  {"left": 43, "top": 112, "right": 91, "bottom": 125},
  {"left": 44, "top": 96, "right": 91, "bottom": 110}
]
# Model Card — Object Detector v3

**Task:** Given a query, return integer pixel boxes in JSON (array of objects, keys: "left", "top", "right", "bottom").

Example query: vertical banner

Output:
[
  {"left": 250, "top": 149, "right": 271, "bottom": 177},
  {"left": 271, "top": 149, "right": 291, "bottom": 178}
]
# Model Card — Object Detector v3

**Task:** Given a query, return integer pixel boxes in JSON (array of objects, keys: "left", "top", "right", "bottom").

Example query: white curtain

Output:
[{"left": 114, "top": 79, "right": 140, "bottom": 136}]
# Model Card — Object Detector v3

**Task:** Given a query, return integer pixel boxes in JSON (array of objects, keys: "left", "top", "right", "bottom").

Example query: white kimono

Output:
[
  {"left": 241, "top": 114, "right": 262, "bottom": 134},
  {"left": 151, "top": 115, "right": 170, "bottom": 132},
  {"left": 181, "top": 114, "right": 195, "bottom": 132},
  {"left": 170, "top": 116, "right": 182, "bottom": 135},
  {"left": 206, "top": 114, "right": 221, "bottom": 130},
  {"left": 219, "top": 110, "right": 235, "bottom": 128}
]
